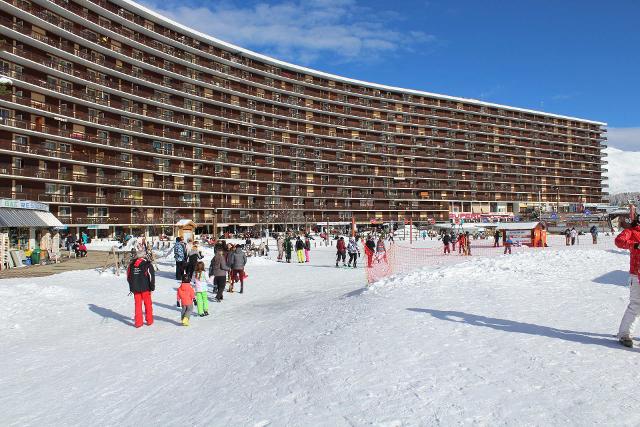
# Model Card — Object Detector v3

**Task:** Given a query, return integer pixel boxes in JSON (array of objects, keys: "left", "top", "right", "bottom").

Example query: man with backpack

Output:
[{"left": 127, "top": 250, "right": 155, "bottom": 328}]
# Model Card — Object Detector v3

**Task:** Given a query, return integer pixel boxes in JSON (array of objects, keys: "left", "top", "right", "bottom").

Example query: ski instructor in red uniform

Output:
[
  {"left": 127, "top": 249, "right": 156, "bottom": 328},
  {"left": 616, "top": 218, "right": 640, "bottom": 347}
]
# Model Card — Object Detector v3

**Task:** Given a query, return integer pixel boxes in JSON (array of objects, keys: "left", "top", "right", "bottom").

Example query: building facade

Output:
[{"left": 0, "top": 0, "right": 608, "bottom": 235}]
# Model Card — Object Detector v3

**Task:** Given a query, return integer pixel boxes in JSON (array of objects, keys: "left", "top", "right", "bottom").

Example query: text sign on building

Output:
[{"left": 0, "top": 198, "right": 49, "bottom": 211}]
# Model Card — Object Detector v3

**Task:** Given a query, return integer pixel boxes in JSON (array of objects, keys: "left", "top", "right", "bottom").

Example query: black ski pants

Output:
[{"left": 348, "top": 253, "right": 357, "bottom": 267}]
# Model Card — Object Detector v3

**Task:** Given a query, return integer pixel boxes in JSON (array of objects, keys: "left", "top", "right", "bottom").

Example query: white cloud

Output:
[
  {"left": 604, "top": 147, "right": 640, "bottom": 194},
  {"left": 140, "top": 0, "right": 435, "bottom": 65},
  {"left": 607, "top": 127, "right": 640, "bottom": 152}
]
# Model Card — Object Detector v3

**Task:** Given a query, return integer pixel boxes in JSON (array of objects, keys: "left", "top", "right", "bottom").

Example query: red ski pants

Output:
[{"left": 133, "top": 291, "right": 153, "bottom": 328}]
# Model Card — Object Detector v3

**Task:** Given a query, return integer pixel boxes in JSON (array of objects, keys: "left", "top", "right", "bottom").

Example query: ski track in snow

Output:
[{"left": 1, "top": 242, "right": 640, "bottom": 426}]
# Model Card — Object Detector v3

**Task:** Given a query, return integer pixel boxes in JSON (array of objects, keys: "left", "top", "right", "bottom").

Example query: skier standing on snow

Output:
[
  {"left": 616, "top": 219, "right": 640, "bottom": 347},
  {"left": 564, "top": 228, "right": 571, "bottom": 246},
  {"left": 347, "top": 237, "right": 360, "bottom": 268},
  {"left": 336, "top": 236, "right": 347, "bottom": 267},
  {"left": 127, "top": 249, "right": 155, "bottom": 328},
  {"left": 209, "top": 248, "right": 230, "bottom": 302},
  {"left": 570, "top": 227, "right": 578, "bottom": 246}
]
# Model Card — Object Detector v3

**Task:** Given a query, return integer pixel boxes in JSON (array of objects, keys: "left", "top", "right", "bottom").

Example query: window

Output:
[
  {"left": 12, "top": 157, "right": 23, "bottom": 169},
  {"left": 14, "top": 135, "right": 28, "bottom": 146},
  {"left": 58, "top": 206, "right": 71, "bottom": 217}
]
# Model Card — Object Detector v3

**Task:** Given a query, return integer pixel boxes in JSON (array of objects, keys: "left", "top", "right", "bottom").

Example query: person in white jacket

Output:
[{"left": 191, "top": 261, "right": 210, "bottom": 317}]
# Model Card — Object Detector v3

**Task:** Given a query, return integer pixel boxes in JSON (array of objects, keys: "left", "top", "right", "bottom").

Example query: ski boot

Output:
[
  {"left": 182, "top": 317, "right": 190, "bottom": 326},
  {"left": 204, "top": 311, "right": 209, "bottom": 316},
  {"left": 620, "top": 337, "right": 633, "bottom": 348}
]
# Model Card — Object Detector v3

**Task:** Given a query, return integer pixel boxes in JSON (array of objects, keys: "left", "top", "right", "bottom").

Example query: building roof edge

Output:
[{"left": 116, "top": 0, "right": 607, "bottom": 127}]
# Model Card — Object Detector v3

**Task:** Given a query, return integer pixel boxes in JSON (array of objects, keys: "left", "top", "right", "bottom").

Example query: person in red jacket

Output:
[
  {"left": 127, "top": 250, "right": 155, "bottom": 328},
  {"left": 615, "top": 219, "right": 640, "bottom": 347},
  {"left": 336, "top": 237, "right": 347, "bottom": 267},
  {"left": 176, "top": 275, "right": 195, "bottom": 326}
]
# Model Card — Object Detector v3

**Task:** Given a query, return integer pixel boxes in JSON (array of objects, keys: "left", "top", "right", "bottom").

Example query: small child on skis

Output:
[
  {"left": 504, "top": 237, "right": 513, "bottom": 255},
  {"left": 177, "top": 274, "right": 195, "bottom": 326},
  {"left": 191, "top": 261, "right": 210, "bottom": 317}
]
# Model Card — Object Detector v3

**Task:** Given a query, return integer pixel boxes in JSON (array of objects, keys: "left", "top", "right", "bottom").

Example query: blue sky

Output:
[{"left": 142, "top": 0, "right": 640, "bottom": 151}]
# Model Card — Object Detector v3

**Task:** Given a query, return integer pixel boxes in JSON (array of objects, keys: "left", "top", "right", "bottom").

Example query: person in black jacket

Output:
[
  {"left": 442, "top": 233, "right": 451, "bottom": 254},
  {"left": 127, "top": 250, "right": 156, "bottom": 328},
  {"left": 365, "top": 235, "right": 376, "bottom": 267}
]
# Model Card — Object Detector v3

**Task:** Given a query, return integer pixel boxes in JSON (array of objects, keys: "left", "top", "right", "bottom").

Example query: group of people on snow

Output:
[
  {"left": 126, "top": 236, "right": 251, "bottom": 328},
  {"left": 275, "top": 233, "right": 312, "bottom": 263}
]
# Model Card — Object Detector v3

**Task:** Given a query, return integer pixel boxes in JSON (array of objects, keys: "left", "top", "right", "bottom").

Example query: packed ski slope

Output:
[{"left": 1, "top": 242, "right": 639, "bottom": 426}]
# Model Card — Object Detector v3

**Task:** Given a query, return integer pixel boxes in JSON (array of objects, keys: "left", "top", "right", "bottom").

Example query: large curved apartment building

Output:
[{"left": 0, "top": 0, "right": 607, "bottom": 233}]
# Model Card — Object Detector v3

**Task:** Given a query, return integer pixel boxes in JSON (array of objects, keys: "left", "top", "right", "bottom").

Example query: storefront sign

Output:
[
  {"left": 507, "top": 229, "right": 531, "bottom": 244},
  {"left": 0, "top": 198, "right": 49, "bottom": 211}
]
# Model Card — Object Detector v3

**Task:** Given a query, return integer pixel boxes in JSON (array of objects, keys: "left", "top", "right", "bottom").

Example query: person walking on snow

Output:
[
  {"left": 504, "top": 237, "right": 513, "bottom": 254},
  {"left": 336, "top": 236, "right": 347, "bottom": 267},
  {"left": 616, "top": 219, "right": 640, "bottom": 347},
  {"left": 304, "top": 236, "right": 311, "bottom": 263},
  {"left": 590, "top": 225, "right": 599, "bottom": 244},
  {"left": 127, "top": 249, "right": 155, "bottom": 328},
  {"left": 365, "top": 235, "right": 376, "bottom": 267},
  {"left": 295, "top": 237, "right": 305, "bottom": 263},
  {"left": 185, "top": 241, "right": 203, "bottom": 281},
  {"left": 458, "top": 233, "right": 466, "bottom": 255},
  {"left": 442, "top": 233, "right": 451, "bottom": 254},
  {"left": 174, "top": 236, "right": 186, "bottom": 280},
  {"left": 347, "top": 237, "right": 360, "bottom": 268},
  {"left": 177, "top": 275, "right": 195, "bottom": 326},
  {"left": 191, "top": 261, "right": 210, "bottom": 317},
  {"left": 376, "top": 237, "right": 387, "bottom": 263},
  {"left": 494, "top": 229, "right": 501, "bottom": 247},
  {"left": 277, "top": 235, "right": 284, "bottom": 262},
  {"left": 228, "top": 245, "right": 247, "bottom": 294},
  {"left": 209, "top": 248, "right": 230, "bottom": 302},
  {"left": 570, "top": 227, "right": 578, "bottom": 246},
  {"left": 284, "top": 237, "right": 293, "bottom": 263}
]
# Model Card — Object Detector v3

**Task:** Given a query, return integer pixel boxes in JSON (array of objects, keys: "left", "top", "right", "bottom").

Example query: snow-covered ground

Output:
[{"left": 1, "top": 240, "right": 638, "bottom": 426}]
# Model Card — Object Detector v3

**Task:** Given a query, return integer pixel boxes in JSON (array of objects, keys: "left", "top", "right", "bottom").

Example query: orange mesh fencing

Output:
[{"left": 363, "top": 235, "right": 617, "bottom": 284}]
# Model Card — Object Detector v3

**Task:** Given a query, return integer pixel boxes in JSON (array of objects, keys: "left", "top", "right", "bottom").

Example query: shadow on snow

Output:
[
  {"left": 406, "top": 308, "right": 625, "bottom": 349},
  {"left": 88, "top": 304, "right": 182, "bottom": 326},
  {"left": 592, "top": 270, "right": 630, "bottom": 286}
]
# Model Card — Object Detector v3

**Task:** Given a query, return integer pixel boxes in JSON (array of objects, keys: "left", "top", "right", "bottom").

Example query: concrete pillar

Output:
[{"left": 28, "top": 228, "right": 36, "bottom": 250}]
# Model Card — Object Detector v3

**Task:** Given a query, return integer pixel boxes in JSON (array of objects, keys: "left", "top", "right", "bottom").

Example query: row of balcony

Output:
[
  {"left": 1, "top": 5, "right": 605, "bottom": 149},
  {"left": 77, "top": 0, "right": 604, "bottom": 134}
]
